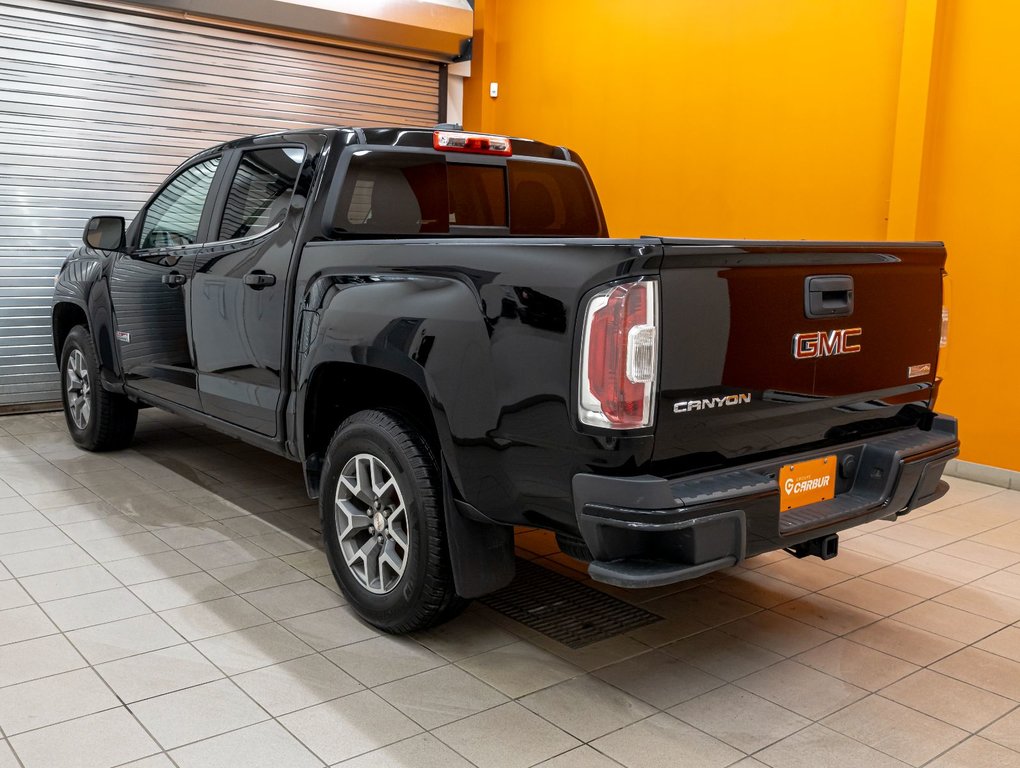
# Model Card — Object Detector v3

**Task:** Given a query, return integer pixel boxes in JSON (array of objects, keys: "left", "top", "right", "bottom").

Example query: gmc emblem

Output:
[{"left": 793, "top": 328, "right": 862, "bottom": 359}]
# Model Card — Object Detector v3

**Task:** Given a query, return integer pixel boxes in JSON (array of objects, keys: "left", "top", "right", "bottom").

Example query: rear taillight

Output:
[
  {"left": 940, "top": 306, "right": 949, "bottom": 348},
  {"left": 433, "top": 130, "right": 512, "bottom": 156},
  {"left": 579, "top": 279, "right": 658, "bottom": 429}
]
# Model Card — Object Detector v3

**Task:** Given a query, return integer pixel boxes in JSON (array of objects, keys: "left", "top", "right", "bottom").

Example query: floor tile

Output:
[
  {"left": 158, "top": 595, "right": 270, "bottom": 641},
  {"left": 339, "top": 733, "right": 475, "bottom": 767},
  {"left": 0, "top": 668, "right": 120, "bottom": 735},
  {"left": 591, "top": 712, "right": 743, "bottom": 768},
  {"left": 891, "top": 600, "right": 1002, "bottom": 644},
  {"left": 413, "top": 611, "right": 520, "bottom": 661},
  {"left": 973, "top": 570, "right": 1020, "bottom": 600},
  {"left": 41, "top": 500, "right": 120, "bottom": 526},
  {"left": 233, "top": 653, "right": 362, "bottom": 716},
  {"left": 280, "top": 690, "right": 421, "bottom": 764},
  {"left": 0, "top": 604, "right": 58, "bottom": 646},
  {"left": 755, "top": 723, "right": 912, "bottom": 768},
  {"left": 79, "top": 531, "right": 172, "bottom": 562},
  {"left": 0, "top": 510, "right": 51, "bottom": 534},
  {"left": 0, "top": 542, "right": 95, "bottom": 577},
  {"left": 60, "top": 514, "right": 146, "bottom": 543},
  {"left": 282, "top": 606, "right": 380, "bottom": 651},
  {"left": 736, "top": 659, "right": 868, "bottom": 720},
  {"left": 455, "top": 640, "right": 580, "bottom": 698},
  {"left": 0, "top": 742, "right": 16, "bottom": 768},
  {"left": 863, "top": 562, "right": 959, "bottom": 598},
  {"left": 433, "top": 702, "right": 580, "bottom": 768},
  {"left": 375, "top": 664, "right": 508, "bottom": 729},
  {"left": 822, "top": 694, "right": 968, "bottom": 766},
  {"left": 975, "top": 625, "right": 1020, "bottom": 662},
  {"left": 670, "top": 684, "right": 811, "bottom": 753},
  {"left": 129, "top": 678, "right": 268, "bottom": 749},
  {"left": 938, "top": 540, "right": 1020, "bottom": 569},
  {"left": 927, "top": 736, "right": 1020, "bottom": 768},
  {"left": 193, "top": 622, "right": 313, "bottom": 675},
  {"left": 847, "top": 618, "right": 964, "bottom": 665},
  {"left": 104, "top": 549, "right": 202, "bottom": 585},
  {"left": 243, "top": 579, "right": 346, "bottom": 620},
  {"left": 209, "top": 557, "right": 305, "bottom": 593},
  {"left": 934, "top": 584, "right": 1020, "bottom": 623},
  {"left": 325, "top": 634, "right": 444, "bottom": 687},
  {"left": 19, "top": 563, "right": 119, "bottom": 603},
  {"left": 519, "top": 675, "right": 656, "bottom": 741},
  {"left": 592, "top": 649, "right": 724, "bottom": 709},
  {"left": 170, "top": 719, "right": 323, "bottom": 768},
  {"left": 130, "top": 572, "right": 232, "bottom": 611},
  {"left": 10, "top": 707, "right": 159, "bottom": 768},
  {"left": 0, "top": 579, "right": 30, "bottom": 610},
  {"left": 179, "top": 538, "right": 272, "bottom": 570},
  {"left": 772, "top": 593, "right": 883, "bottom": 635},
  {"left": 96, "top": 644, "right": 223, "bottom": 703},
  {"left": 820, "top": 578, "right": 923, "bottom": 615},
  {"left": 932, "top": 647, "right": 1020, "bottom": 700},
  {"left": 882, "top": 669, "right": 1015, "bottom": 731},
  {"left": 41, "top": 586, "right": 150, "bottom": 631},
  {"left": 711, "top": 569, "right": 810, "bottom": 608},
  {"left": 0, "top": 634, "right": 86, "bottom": 687},
  {"left": 981, "top": 708, "right": 1020, "bottom": 751},
  {"left": 793, "top": 637, "right": 918, "bottom": 691},
  {"left": 719, "top": 610, "right": 836, "bottom": 657},
  {"left": 663, "top": 628, "right": 784, "bottom": 681},
  {"left": 0, "top": 526, "right": 71, "bottom": 556},
  {"left": 65, "top": 613, "right": 184, "bottom": 665}
]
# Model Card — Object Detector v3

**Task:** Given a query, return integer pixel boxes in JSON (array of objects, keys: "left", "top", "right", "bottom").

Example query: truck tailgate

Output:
[{"left": 653, "top": 240, "right": 945, "bottom": 470}]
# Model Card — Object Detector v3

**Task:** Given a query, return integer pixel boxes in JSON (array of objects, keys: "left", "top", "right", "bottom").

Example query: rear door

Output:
[
  {"left": 653, "top": 240, "right": 945, "bottom": 469},
  {"left": 111, "top": 155, "right": 223, "bottom": 410},
  {"left": 191, "top": 136, "right": 322, "bottom": 436}
]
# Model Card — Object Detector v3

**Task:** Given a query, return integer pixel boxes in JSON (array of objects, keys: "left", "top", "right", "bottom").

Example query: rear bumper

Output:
[{"left": 572, "top": 415, "right": 959, "bottom": 588}]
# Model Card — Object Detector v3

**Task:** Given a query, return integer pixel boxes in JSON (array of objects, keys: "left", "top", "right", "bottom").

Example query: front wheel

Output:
[
  {"left": 320, "top": 409, "right": 466, "bottom": 633},
  {"left": 60, "top": 325, "right": 137, "bottom": 451}
]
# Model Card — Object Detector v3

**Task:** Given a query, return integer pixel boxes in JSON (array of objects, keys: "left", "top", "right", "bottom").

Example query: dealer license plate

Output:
[{"left": 779, "top": 455, "right": 837, "bottom": 511}]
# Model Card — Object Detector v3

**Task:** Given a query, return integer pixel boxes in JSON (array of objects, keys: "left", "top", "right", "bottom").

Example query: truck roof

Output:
[{"left": 206, "top": 126, "right": 572, "bottom": 161}]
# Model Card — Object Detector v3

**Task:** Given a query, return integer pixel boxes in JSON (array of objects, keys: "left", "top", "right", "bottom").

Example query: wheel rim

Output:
[
  {"left": 334, "top": 452, "right": 411, "bottom": 595},
  {"left": 65, "top": 348, "right": 91, "bottom": 430}
]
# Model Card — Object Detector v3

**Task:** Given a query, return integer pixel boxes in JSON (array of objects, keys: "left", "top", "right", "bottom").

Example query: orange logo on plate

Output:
[{"left": 779, "top": 455, "right": 837, "bottom": 511}]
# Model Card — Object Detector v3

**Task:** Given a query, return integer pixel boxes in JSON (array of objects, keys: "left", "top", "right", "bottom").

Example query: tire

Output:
[
  {"left": 60, "top": 325, "right": 137, "bottom": 451},
  {"left": 555, "top": 532, "right": 593, "bottom": 562},
  {"left": 320, "top": 409, "right": 467, "bottom": 633}
]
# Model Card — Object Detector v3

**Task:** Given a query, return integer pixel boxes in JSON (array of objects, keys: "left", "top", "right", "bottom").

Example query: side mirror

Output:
[{"left": 83, "top": 216, "right": 126, "bottom": 251}]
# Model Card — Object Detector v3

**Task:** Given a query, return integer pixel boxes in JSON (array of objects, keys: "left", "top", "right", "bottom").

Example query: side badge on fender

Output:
[{"left": 115, "top": 331, "right": 130, "bottom": 343}]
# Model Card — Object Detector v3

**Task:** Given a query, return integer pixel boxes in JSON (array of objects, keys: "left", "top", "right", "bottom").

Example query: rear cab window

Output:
[{"left": 329, "top": 149, "right": 602, "bottom": 238}]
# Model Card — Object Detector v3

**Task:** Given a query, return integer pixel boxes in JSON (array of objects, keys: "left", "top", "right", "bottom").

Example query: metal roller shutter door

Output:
[{"left": 0, "top": 0, "right": 441, "bottom": 407}]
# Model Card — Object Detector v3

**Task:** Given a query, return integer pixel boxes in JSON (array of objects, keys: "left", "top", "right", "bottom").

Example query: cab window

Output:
[
  {"left": 218, "top": 147, "right": 306, "bottom": 240},
  {"left": 139, "top": 158, "right": 220, "bottom": 249}
]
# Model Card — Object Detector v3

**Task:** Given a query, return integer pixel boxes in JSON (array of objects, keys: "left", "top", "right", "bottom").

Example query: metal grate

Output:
[{"left": 481, "top": 559, "right": 663, "bottom": 648}]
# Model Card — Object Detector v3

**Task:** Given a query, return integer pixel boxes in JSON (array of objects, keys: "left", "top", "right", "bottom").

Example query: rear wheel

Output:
[
  {"left": 60, "top": 325, "right": 137, "bottom": 451},
  {"left": 320, "top": 409, "right": 467, "bottom": 633}
]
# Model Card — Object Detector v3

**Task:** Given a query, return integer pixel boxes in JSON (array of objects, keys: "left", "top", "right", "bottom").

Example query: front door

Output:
[
  {"left": 110, "top": 156, "right": 222, "bottom": 410},
  {"left": 191, "top": 142, "right": 315, "bottom": 436}
]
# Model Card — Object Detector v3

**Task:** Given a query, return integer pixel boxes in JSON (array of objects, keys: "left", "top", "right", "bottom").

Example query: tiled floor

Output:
[{"left": 0, "top": 409, "right": 1019, "bottom": 768}]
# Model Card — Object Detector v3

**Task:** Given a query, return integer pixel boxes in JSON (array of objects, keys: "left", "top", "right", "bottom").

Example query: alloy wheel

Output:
[
  {"left": 65, "top": 348, "right": 91, "bottom": 430},
  {"left": 334, "top": 452, "right": 411, "bottom": 594}
]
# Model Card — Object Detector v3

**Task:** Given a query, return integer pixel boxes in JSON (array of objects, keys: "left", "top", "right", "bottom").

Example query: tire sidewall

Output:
[
  {"left": 60, "top": 329, "right": 99, "bottom": 448},
  {"left": 321, "top": 417, "right": 434, "bottom": 627}
]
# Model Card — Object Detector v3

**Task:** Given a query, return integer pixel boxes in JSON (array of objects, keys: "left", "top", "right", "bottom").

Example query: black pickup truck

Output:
[{"left": 53, "top": 126, "right": 959, "bottom": 632}]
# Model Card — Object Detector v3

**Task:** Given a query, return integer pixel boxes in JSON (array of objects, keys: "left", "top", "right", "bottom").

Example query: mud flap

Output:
[{"left": 442, "top": 460, "right": 515, "bottom": 598}]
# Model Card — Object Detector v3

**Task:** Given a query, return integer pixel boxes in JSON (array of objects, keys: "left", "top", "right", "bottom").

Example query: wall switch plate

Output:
[{"left": 489, "top": 82, "right": 499, "bottom": 98}]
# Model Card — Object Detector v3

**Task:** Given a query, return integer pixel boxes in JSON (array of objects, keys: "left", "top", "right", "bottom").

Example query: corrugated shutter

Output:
[{"left": 0, "top": 0, "right": 440, "bottom": 407}]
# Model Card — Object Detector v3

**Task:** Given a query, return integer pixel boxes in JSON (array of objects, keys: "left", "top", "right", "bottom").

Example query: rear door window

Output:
[{"left": 218, "top": 147, "right": 306, "bottom": 240}]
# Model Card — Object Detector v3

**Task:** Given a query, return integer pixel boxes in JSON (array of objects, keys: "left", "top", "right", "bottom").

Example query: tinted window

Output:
[
  {"left": 335, "top": 153, "right": 447, "bottom": 235},
  {"left": 508, "top": 160, "right": 601, "bottom": 236},
  {"left": 448, "top": 164, "right": 507, "bottom": 227},
  {"left": 330, "top": 152, "right": 601, "bottom": 237},
  {"left": 140, "top": 158, "right": 219, "bottom": 249},
  {"left": 219, "top": 147, "right": 305, "bottom": 240}
]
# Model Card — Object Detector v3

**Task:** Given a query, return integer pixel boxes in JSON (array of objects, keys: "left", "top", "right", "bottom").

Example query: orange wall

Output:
[
  {"left": 465, "top": 0, "right": 907, "bottom": 240},
  {"left": 465, "top": 0, "right": 1020, "bottom": 471},
  {"left": 916, "top": 1, "right": 1020, "bottom": 471}
]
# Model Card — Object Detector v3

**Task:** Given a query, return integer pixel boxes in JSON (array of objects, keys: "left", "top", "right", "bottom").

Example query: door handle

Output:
[
  {"left": 243, "top": 270, "right": 276, "bottom": 290},
  {"left": 805, "top": 275, "right": 853, "bottom": 318},
  {"left": 162, "top": 271, "right": 187, "bottom": 288}
]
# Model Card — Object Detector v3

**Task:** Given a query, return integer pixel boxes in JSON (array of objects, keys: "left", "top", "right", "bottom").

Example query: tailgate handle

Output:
[{"left": 805, "top": 275, "right": 853, "bottom": 318}]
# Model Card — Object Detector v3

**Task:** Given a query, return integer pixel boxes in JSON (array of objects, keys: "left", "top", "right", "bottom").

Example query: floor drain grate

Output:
[{"left": 480, "top": 559, "right": 662, "bottom": 649}]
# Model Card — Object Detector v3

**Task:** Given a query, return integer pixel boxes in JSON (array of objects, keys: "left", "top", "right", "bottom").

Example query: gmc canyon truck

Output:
[{"left": 53, "top": 126, "right": 959, "bottom": 633}]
